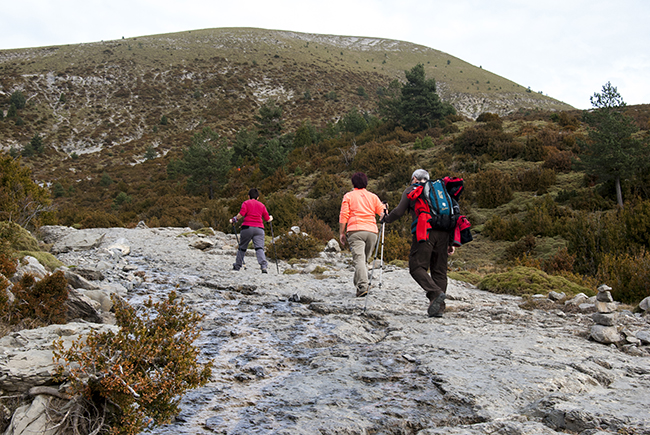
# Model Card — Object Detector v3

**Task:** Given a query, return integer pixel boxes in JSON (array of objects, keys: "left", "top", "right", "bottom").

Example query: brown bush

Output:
[
  {"left": 10, "top": 271, "right": 68, "bottom": 325},
  {"left": 597, "top": 249, "right": 650, "bottom": 304},
  {"left": 297, "top": 214, "right": 337, "bottom": 242},
  {"left": 353, "top": 140, "right": 403, "bottom": 178},
  {"left": 543, "top": 150, "right": 574, "bottom": 172},
  {"left": 79, "top": 211, "right": 124, "bottom": 229},
  {"left": 482, "top": 215, "right": 527, "bottom": 242},
  {"left": 453, "top": 123, "right": 519, "bottom": 160},
  {"left": 472, "top": 169, "right": 514, "bottom": 208},
  {"left": 54, "top": 292, "right": 212, "bottom": 435},
  {"left": 502, "top": 234, "right": 536, "bottom": 263},
  {"left": 476, "top": 112, "right": 501, "bottom": 123},
  {"left": 542, "top": 247, "right": 575, "bottom": 274},
  {"left": 516, "top": 167, "right": 557, "bottom": 193},
  {"left": 309, "top": 174, "right": 347, "bottom": 199}
]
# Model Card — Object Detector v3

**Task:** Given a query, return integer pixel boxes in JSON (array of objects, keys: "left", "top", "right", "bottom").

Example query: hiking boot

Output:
[
  {"left": 233, "top": 265, "right": 240, "bottom": 271},
  {"left": 427, "top": 292, "right": 446, "bottom": 318},
  {"left": 261, "top": 269, "right": 268, "bottom": 274},
  {"left": 356, "top": 288, "right": 368, "bottom": 298}
]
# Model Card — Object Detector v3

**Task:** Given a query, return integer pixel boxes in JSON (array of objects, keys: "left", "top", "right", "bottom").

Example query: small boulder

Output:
[
  {"left": 12, "top": 256, "right": 48, "bottom": 282},
  {"left": 106, "top": 237, "right": 130, "bottom": 256},
  {"left": 324, "top": 239, "right": 341, "bottom": 253},
  {"left": 590, "top": 325, "right": 622, "bottom": 344},
  {"left": 192, "top": 239, "right": 215, "bottom": 250},
  {"left": 592, "top": 312, "right": 617, "bottom": 326},
  {"left": 639, "top": 296, "right": 650, "bottom": 312}
]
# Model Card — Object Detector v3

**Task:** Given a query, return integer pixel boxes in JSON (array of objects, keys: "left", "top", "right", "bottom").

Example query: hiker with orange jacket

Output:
[
  {"left": 339, "top": 172, "right": 386, "bottom": 298},
  {"left": 381, "top": 169, "right": 454, "bottom": 318}
]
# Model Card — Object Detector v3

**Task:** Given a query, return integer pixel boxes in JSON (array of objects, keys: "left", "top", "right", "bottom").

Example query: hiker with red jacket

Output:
[
  {"left": 230, "top": 188, "right": 273, "bottom": 273},
  {"left": 339, "top": 172, "right": 386, "bottom": 298},
  {"left": 381, "top": 169, "right": 454, "bottom": 318}
]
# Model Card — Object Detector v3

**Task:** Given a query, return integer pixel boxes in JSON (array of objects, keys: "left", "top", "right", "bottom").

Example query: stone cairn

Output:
[
  {"left": 589, "top": 284, "right": 650, "bottom": 355},
  {"left": 590, "top": 284, "right": 622, "bottom": 345}
]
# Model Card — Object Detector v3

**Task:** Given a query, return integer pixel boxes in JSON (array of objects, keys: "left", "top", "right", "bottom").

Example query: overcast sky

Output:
[{"left": 2, "top": 0, "right": 648, "bottom": 109}]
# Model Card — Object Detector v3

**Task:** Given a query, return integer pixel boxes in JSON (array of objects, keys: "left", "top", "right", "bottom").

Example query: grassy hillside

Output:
[{"left": 0, "top": 28, "right": 571, "bottom": 176}]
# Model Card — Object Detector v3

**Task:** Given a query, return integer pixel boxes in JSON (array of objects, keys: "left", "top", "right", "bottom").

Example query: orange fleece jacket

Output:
[{"left": 339, "top": 188, "right": 384, "bottom": 233}]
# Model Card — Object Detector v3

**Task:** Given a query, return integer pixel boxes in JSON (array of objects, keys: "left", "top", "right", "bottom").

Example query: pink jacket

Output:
[{"left": 240, "top": 199, "right": 270, "bottom": 228}]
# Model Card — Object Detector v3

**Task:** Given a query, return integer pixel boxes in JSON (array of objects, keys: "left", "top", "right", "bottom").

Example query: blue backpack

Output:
[{"left": 409, "top": 178, "right": 461, "bottom": 238}]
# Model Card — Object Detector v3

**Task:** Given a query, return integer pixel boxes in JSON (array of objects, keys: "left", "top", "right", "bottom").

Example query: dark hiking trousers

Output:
[
  {"left": 408, "top": 229, "right": 450, "bottom": 299},
  {"left": 234, "top": 226, "right": 268, "bottom": 270}
]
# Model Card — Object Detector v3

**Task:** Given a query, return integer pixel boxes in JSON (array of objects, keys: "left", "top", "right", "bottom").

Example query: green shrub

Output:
[
  {"left": 17, "top": 251, "right": 64, "bottom": 271},
  {"left": 54, "top": 292, "right": 212, "bottom": 435},
  {"left": 413, "top": 136, "right": 434, "bottom": 150},
  {"left": 382, "top": 229, "right": 410, "bottom": 263},
  {"left": 478, "top": 266, "right": 592, "bottom": 297},
  {"left": 265, "top": 192, "right": 304, "bottom": 233},
  {"left": 555, "top": 188, "right": 612, "bottom": 211},
  {"left": 274, "top": 233, "right": 321, "bottom": 260},
  {"left": 483, "top": 215, "right": 527, "bottom": 241},
  {"left": 0, "top": 221, "right": 39, "bottom": 251}
]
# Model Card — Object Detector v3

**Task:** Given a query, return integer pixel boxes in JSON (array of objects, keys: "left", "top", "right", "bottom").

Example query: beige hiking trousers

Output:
[{"left": 347, "top": 230, "right": 378, "bottom": 293}]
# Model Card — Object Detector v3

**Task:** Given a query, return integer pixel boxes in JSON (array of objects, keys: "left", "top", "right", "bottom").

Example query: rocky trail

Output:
[{"left": 2, "top": 225, "right": 649, "bottom": 435}]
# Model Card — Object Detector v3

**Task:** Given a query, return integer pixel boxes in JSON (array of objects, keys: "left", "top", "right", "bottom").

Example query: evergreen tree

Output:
[
  {"left": 177, "top": 127, "right": 233, "bottom": 199},
  {"left": 578, "top": 82, "right": 648, "bottom": 208},
  {"left": 6, "top": 103, "right": 17, "bottom": 119},
  {"left": 258, "top": 138, "right": 288, "bottom": 177},
  {"left": 30, "top": 134, "right": 44, "bottom": 154},
  {"left": 293, "top": 122, "right": 313, "bottom": 148},
  {"left": 52, "top": 182, "right": 66, "bottom": 198},
  {"left": 340, "top": 108, "right": 368, "bottom": 135},
  {"left": 21, "top": 144, "right": 34, "bottom": 158},
  {"left": 144, "top": 146, "right": 156, "bottom": 160},
  {"left": 10, "top": 91, "right": 26, "bottom": 110},
  {"left": 231, "top": 128, "right": 259, "bottom": 166},
  {"left": 379, "top": 64, "right": 456, "bottom": 132},
  {"left": 255, "top": 100, "right": 283, "bottom": 139}
]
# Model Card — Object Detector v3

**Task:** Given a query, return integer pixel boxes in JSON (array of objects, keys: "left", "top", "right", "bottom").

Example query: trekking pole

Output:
[
  {"left": 367, "top": 225, "right": 382, "bottom": 289},
  {"left": 269, "top": 220, "right": 280, "bottom": 274},
  {"left": 365, "top": 202, "right": 388, "bottom": 311},
  {"left": 232, "top": 222, "right": 245, "bottom": 268}
]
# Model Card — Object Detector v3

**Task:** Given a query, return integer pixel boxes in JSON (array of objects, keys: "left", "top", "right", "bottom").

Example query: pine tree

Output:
[
  {"left": 30, "top": 134, "right": 44, "bottom": 154},
  {"left": 379, "top": 64, "right": 456, "bottom": 132},
  {"left": 177, "top": 127, "right": 233, "bottom": 199},
  {"left": 578, "top": 82, "right": 648, "bottom": 208},
  {"left": 255, "top": 100, "right": 283, "bottom": 139}
]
